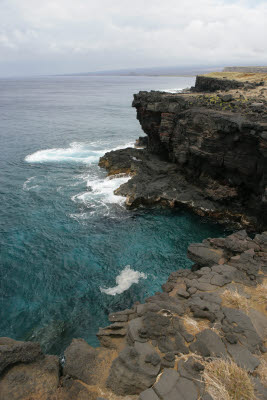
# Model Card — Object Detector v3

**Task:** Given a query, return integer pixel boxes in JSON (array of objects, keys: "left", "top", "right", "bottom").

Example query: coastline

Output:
[{"left": 1, "top": 73, "right": 267, "bottom": 400}]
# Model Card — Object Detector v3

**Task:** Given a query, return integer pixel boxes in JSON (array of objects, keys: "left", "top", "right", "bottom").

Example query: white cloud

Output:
[{"left": 0, "top": 0, "right": 267, "bottom": 75}]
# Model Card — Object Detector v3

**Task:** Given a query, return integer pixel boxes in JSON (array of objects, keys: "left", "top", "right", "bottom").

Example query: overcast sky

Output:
[{"left": 0, "top": 0, "right": 266, "bottom": 77}]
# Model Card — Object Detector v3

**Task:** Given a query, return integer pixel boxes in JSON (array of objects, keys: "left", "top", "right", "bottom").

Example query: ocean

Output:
[{"left": 0, "top": 75, "right": 227, "bottom": 354}]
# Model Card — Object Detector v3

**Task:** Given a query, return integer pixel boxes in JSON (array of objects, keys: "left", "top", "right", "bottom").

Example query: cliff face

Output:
[{"left": 131, "top": 84, "right": 267, "bottom": 230}]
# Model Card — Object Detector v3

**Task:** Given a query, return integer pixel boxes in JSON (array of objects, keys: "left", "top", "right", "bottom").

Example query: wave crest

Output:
[{"left": 25, "top": 141, "right": 135, "bottom": 164}]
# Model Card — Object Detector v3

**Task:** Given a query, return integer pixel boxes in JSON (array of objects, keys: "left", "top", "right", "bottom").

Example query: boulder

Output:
[
  {"left": 0, "top": 337, "right": 42, "bottom": 375},
  {"left": 63, "top": 338, "right": 97, "bottom": 385},
  {"left": 0, "top": 355, "right": 59, "bottom": 400},
  {"left": 106, "top": 342, "right": 161, "bottom": 395}
]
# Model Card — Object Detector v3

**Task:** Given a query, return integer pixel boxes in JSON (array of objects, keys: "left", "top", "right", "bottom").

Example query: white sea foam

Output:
[
  {"left": 162, "top": 88, "right": 183, "bottom": 93},
  {"left": 25, "top": 142, "right": 103, "bottom": 164},
  {"left": 25, "top": 141, "right": 135, "bottom": 164},
  {"left": 100, "top": 265, "right": 147, "bottom": 295},
  {"left": 72, "top": 174, "right": 130, "bottom": 207},
  {"left": 23, "top": 176, "right": 39, "bottom": 191}
]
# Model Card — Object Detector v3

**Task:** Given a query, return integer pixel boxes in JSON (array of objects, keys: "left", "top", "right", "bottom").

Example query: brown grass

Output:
[
  {"left": 255, "top": 359, "right": 267, "bottom": 387},
  {"left": 222, "top": 289, "right": 249, "bottom": 313},
  {"left": 203, "top": 71, "right": 267, "bottom": 83},
  {"left": 253, "top": 282, "right": 267, "bottom": 305},
  {"left": 202, "top": 358, "right": 256, "bottom": 400},
  {"left": 181, "top": 315, "right": 210, "bottom": 335}
]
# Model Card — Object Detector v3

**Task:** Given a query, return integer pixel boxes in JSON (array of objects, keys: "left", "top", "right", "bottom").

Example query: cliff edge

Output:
[{"left": 100, "top": 74, "right": 267, "bottom": 230}]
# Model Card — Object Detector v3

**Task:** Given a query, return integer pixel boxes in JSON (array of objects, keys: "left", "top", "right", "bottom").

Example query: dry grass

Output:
[
  {"left": 202, "top": 358, "right": 256, "bottom": 400},
  {"left": 203, "top": 71, "right": 267, "bottom": 83},
  {"left": 252, "top": 282, "right": 267, "bottom": 305},
  {"left": 181, "top": 315, "right": 209, "bottom": 335},
  {"left": 222, "top": 289, "right": 249, "bottom": 313},
  {"left": 255, "top": 359, "right": 267, "bottom": 387}
]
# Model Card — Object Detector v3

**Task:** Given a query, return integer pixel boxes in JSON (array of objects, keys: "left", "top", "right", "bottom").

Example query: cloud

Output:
[{"left": 0, "top": 0, "right": 267, "bottom": 76}]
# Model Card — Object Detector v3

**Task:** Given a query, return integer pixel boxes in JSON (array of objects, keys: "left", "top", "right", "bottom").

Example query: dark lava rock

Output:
[
  {"left": 63, "top": 338, "right": 97, "bottom": 385},
  {"left": 153, "top": 368, "right": 198, "bottom": 400},
  {"left": 189, "top": 329, "right": 227, "bottom": 358},
  {"left": 226, "top": 343, "right": 260, "bottom": 372},
  {"left": 222, "top": 307, "right": 262, "bottom": 353},
  {"left": 187, "top": 243, "right": 225, "bottom": 267},
  {"left": 106, "top": 342, "right": 161, "bottom": 395},
  {"left": 0, "top": 355, "right": 59, "bottom": 400},
  {"left": 0, "top": 337, "right": 42, "bottom": 375},
  {"left": 193, "top": 76, "right": 244, "bottom": 92}
]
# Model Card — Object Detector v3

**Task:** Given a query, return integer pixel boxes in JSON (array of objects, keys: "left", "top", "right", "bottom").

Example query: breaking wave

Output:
[
  {"left": 25, "top": 141, "right": 134, "bottom": 164},
  {"left": 73, "top": 174, "right": 130, "bottom": 205},
  {"left": 25, "top": 142, "right": 104, "bottom": 164}
]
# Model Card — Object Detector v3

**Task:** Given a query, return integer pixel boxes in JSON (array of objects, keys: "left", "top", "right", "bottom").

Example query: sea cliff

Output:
[
  {"left": 0, "top": 74, "right": 267, "bottom": 400},
  {"left": 100, "top": 74, "right": 267, "bottom": 230}
]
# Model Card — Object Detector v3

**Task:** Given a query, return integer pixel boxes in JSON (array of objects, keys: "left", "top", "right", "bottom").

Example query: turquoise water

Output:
[{"left": 0, "top": 75, "right": 227, "bottom": 354}]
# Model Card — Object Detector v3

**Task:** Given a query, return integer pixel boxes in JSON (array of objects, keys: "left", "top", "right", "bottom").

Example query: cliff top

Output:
[{"left": 203, "top": 71, "right": 267, "bottom": 83}]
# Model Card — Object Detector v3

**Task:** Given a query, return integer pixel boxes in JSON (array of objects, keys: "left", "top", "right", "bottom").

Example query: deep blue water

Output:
[{"left": 0, "top": 75, "right": 227, "bottom": 354}]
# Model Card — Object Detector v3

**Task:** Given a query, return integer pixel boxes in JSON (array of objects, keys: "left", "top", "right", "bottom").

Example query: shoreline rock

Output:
[
  {"left": 99, "top": 76, "right": 267, "bottom": 230},
  {"left": 1, "top": 230, "right": 266, "bottom": 399}
]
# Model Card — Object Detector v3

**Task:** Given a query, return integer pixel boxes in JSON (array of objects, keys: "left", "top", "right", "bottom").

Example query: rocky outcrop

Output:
[
  {"left": 0, "top": 231, "right": 266, "bottom": 399},
  {"left": 0, "top": 337, "right": 42, "bottom": 375},
  {"left": 192, "top": 75, "right": 245, "bottom": 92},
  {"left": 99, "top": 80, "right": 267, "bottom": 230},
  {"left": 98, "top": 230, "right": 267, "bottom": 399}
]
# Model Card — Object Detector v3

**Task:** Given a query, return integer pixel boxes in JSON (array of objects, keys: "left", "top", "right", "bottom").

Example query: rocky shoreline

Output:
[
  {"left": 100, "top": 74, "right": 267, "bottom": 231},
  {"left": 1, "top": 230, "right": 266, "bottom": 399},
  {"left": 0, "top": 74, "right": 267, "bottom": 400}
]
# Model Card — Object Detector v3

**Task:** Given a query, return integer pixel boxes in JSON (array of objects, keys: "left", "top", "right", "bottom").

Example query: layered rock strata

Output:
[
  {"left": 100, "top": 77, "right": 267, "bottom": 230},
  {"left": 0, "top": 230, "right": 266, "bottom": 399}
]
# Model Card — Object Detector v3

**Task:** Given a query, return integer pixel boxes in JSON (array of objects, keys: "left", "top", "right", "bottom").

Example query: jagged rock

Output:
[
  {"left": 142, "top": 312, "right": 172, "bottom": 339},
  {"left": 106, "top": 342, "right": 161, "bottom": 395},
  {"left": 127, "top": 317, "right": 148, "bottom": 343},
  {"left": 123, "top": 89, "right": 267, "bottom": 229},
  {"left": 161, "top": 352, "right": 175, "bottom": 368},
  {"left": 193, "top": 76, "right": 244, "bottom": 92},
  {"left": 173, "top": 332, "right": 189, "bottom": 354},
  {"left": 0, "top": 355, "right": 59, "bottom": 400},
  {"left": 0, "top": 337, "right": 42, "bottom": 375},
  {"left": 157, "top": 336, "right": 176, "bottom": 353},
  {"left": 63, "top": 338, "right": 97, "bottom": 384}
]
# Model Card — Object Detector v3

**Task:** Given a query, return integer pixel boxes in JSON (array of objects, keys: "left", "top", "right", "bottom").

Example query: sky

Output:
[{"left": 0, "top": 0, "right": 267, "bottom": 77}]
